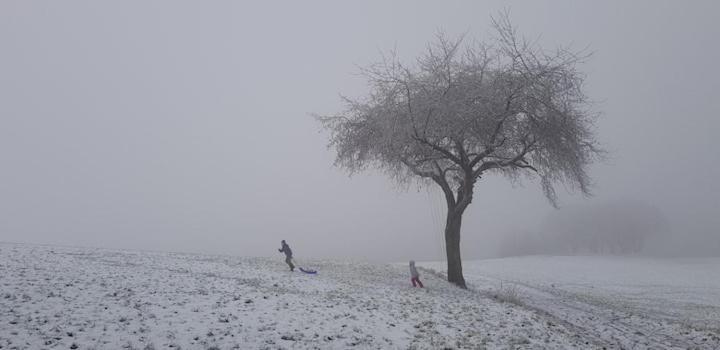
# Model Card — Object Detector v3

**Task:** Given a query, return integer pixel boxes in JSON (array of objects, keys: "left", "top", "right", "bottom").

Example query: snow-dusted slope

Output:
[
  {"left": 3, "top": 243, "right": 718, "bottom": 349},
  {"left": 1, "top": 243, "right": 588, "bottom": 349},
  {"left": 425, "top": 256, "right": 720, "bottom": 349}
]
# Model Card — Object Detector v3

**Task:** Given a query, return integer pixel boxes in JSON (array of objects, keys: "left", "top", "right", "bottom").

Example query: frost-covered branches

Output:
[{"left": 319, "top": 16, "right": 602, "bottom": 208}]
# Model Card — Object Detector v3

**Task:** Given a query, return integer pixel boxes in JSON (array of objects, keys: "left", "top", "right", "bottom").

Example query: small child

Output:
[{"left": 409, "top": 260, "right": 424, "bottom": 288}]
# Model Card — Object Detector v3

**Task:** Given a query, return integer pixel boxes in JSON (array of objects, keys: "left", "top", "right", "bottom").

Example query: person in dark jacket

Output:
[{"left": 278, "top": 240, "right": 295, "bottom": 271}]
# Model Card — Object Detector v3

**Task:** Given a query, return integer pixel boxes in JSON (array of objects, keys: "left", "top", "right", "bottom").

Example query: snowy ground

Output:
[
  {"left": 1, "top": 243, "right": 591, "bottom": 349},
  {"left": 1, "top": 243, "right": 718, "bottom": 349},
  {"left": 425, "top": 256, "right": 720, "bottom": 349}
]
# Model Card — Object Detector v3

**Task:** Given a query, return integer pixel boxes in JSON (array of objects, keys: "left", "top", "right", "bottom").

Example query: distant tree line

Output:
[{"left": 498, "top": 200, "right": 669, "bottom": 257}]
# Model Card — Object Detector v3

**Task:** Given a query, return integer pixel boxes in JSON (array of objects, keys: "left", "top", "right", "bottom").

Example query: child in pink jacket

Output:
[{"left": 409, "top": 260, "right": 423, "bottom": 288}]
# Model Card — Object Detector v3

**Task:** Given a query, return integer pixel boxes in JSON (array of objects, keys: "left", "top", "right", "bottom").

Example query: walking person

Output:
[
  {"left": 409, "top": 260, "right": 423, "bottom": 288},
  {"left": 278, "top": 240, "right": 295, "bottom": 272}
]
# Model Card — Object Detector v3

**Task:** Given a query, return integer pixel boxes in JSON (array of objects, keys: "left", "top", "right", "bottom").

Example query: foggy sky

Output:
[{"left": 1, "top": 1, "right": 719, "bottom": 261}]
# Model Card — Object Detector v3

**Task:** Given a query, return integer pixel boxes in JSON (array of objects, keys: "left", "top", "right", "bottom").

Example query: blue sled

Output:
[{"left": 299, "top": 267, "right": 317, "bottom": 274}]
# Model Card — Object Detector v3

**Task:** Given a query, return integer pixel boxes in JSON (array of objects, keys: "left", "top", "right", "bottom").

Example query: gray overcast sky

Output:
[{"left": 1, "top": 1, "right": 718, "bottom": 261}]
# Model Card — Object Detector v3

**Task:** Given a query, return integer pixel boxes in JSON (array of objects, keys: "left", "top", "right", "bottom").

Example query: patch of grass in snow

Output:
[{"left": 493, "top": 281, "right": 523, "bottom": 306}]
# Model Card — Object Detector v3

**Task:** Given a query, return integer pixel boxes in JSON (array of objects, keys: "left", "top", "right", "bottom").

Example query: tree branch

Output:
[
  {"left": 411, "top": 134, "right": 463, "bottom": 165},
  {"left": 473, "top": 137, "right": 538, "bottom": 177},
  {"left": 432, "top": 161, "right": 457, "bottom": 208},
  {"left": 400, "top": 159, "right": 437, "bottom": 179},
  {"left": 468, "top": 97, "right": 515, "bottom": 168}
]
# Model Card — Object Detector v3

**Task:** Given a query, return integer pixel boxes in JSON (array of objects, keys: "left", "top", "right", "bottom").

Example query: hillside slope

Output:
[
  {"left": 425, "top": 256, "right": 720, "bottom": 349},
  {"left": 1, "top": 243, "right": 585, "bottom": 349}
]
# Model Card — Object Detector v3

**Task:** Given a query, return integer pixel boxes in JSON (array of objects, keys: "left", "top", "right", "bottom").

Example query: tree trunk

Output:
[{"left": 445, "top": 210, "right": 467, "bottom": 288}]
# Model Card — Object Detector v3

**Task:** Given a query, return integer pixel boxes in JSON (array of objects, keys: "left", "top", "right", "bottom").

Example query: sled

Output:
[
  {"left": 298, "top": 267, "right": 317, "bottom": 274},
  {"left": 290, "top": 258, "right": 317, "bottom": 274}
]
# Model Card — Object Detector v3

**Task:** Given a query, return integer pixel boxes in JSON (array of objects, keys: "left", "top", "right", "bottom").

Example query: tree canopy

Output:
[{"left": 321, "top": 18, "right": 601, "bottom": 208}]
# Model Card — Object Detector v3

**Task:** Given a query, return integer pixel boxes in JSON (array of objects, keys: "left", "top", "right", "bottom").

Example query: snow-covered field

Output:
[
  {"left": 425, "top": 256, "right": 720, "bottom": 349},
  {"left": 1, "top": 243, "right": 718, "bottom": 349},
  {"left": 0, "top": 243, "right": 591, "bottom": 349}
]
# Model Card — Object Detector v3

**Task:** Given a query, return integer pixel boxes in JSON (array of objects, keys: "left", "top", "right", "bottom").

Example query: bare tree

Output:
[{"left": 319, "top": 15, "right": 602, "bottom": 288}]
